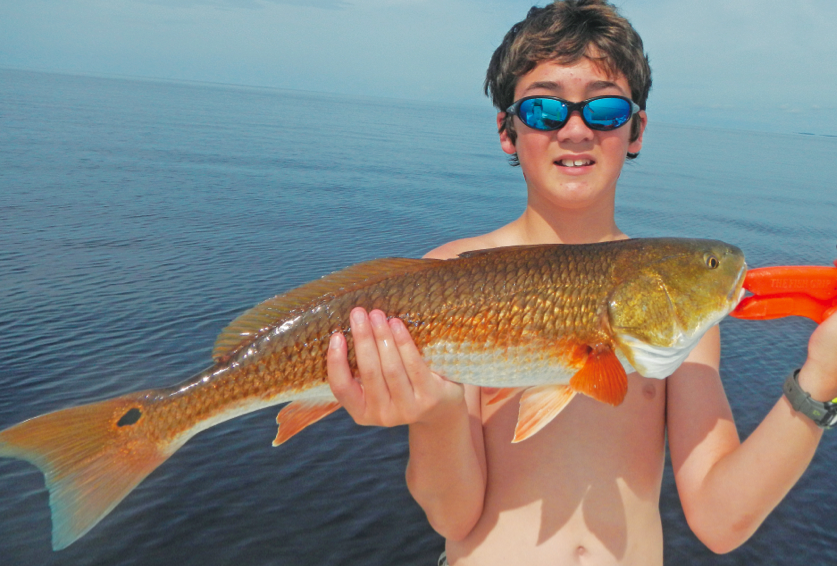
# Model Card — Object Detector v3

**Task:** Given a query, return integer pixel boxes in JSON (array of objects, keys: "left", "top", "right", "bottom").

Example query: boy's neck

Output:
[{"left": 509, "top": 195, "right": 627, "bottom": 246}]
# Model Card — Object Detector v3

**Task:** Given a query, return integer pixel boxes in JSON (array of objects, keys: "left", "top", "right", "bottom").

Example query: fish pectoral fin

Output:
[
  {"left": 273, "top": 400, "right": 341, "bottom": 446},
  {"left": 484, "top": 387, "right": 523, "bottom": 406},
  {"left": 513, "top": 385, "right": 577, "bottom": 443},
  {"left": 569, "top": 346, "right": 628, "bottom": 406}
]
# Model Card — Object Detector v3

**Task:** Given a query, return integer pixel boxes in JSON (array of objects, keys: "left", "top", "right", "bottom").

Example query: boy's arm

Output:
[
  {"left": 667, "top": 315, "right": 837, "bottom": 553},
  {"left": 326, "top": 307, "right": 487, "bottom": 540},
  {"left": 406, "top": 382, "right": 487, "bottom": 540}
]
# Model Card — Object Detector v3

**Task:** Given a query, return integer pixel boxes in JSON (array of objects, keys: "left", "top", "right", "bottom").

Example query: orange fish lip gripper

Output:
[{"left": 730, "top": 260, "right": 837, "bottom": 324}]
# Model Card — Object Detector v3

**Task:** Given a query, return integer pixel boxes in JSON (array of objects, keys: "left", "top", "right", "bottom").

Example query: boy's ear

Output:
[
  {"left": 498, "top": 112, "right": 516, "bottom": 155},
  {"left": 628, "top": 110, "right": 648, "bottom": 155}
]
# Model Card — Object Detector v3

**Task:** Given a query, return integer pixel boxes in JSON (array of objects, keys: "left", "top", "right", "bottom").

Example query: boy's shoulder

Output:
[{"left": 423, "top": 229, "right": 514, "bottom": 261}]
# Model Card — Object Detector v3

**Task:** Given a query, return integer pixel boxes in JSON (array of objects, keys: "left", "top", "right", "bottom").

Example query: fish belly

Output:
[{"left": 422, "top": 339, "right": 636, "bottom": 388}]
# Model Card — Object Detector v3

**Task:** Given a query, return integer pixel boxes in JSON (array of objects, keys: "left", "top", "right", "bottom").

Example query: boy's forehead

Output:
[{"left": 515, "top": 58, "right": 631, "bottom": 98}]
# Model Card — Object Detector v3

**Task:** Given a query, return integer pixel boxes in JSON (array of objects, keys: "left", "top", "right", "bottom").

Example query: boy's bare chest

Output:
[{"left": 453, "top": 375, "right": 667, "bottom": 564}]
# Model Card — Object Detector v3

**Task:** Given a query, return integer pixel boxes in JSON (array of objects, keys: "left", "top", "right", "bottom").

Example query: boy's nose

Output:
[{"left": 557, "top": 111, "right": 594, "bottom": 143}]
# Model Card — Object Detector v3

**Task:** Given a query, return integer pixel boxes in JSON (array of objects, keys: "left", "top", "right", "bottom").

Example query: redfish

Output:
[{"left": 0, "top": 238, "right": 746, "bottom": 550}]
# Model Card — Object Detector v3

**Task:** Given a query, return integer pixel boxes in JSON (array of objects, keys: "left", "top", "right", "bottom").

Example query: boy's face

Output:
[{"left": 499, "top": 58, "right": 647, "bottom": 212}]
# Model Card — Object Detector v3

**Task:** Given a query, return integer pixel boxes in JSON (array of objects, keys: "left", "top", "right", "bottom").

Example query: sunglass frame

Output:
[{"left": 506, "top": 95, "right": 641, "bottom": 132}]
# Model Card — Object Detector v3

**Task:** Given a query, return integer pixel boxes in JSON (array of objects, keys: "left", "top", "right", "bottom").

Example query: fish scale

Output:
[{"left": 0, "top": 237, "right": 747, "bottom": 550}]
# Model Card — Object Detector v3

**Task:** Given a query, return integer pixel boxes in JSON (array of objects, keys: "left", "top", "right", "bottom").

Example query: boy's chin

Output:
[{"left": 542, "top": 184, "right": 613, "bottom": 210}]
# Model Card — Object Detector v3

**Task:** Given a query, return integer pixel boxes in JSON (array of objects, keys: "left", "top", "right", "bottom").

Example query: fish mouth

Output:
[{"left": 728, "top": 261, "right": 748, "bottom": 308}]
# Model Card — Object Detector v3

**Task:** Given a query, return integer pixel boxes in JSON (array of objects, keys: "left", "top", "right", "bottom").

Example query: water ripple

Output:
[{"left": 1, "top": 69, "right": 836, "bottom": 566}]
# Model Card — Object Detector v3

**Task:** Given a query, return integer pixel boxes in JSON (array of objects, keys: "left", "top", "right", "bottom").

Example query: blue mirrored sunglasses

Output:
[{"left": 505, "top": 95, "right": 641, "bottom": 132}]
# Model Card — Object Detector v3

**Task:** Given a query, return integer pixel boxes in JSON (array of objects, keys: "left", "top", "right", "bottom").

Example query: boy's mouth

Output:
[{"left": 556, "top": 159, "right": 594, "bottom": 168}]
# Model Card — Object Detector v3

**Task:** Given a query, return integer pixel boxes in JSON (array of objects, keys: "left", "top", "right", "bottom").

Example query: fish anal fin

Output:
[
  {"left": 484, "top": 387, "right": 523, "bottom": 406},
  {"left": 569, "top": 346, "right": 628, "bottom": 406},
  {"left": 0, "top": 394, "right": 172, "bottom": 550},
  {"left": 213, "top": 257, "right": 438, "bottom": 361},
  {"left": 273, "top": 400, "right": 341, "bottom": 446},
  {"left": 513, "top": 385, "right": 577, "bottom": 443}
]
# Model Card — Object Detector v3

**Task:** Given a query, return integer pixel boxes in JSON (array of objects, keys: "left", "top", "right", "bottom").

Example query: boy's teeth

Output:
[{"left": 559, "top": 159, "right": 592, "bottom": 167}]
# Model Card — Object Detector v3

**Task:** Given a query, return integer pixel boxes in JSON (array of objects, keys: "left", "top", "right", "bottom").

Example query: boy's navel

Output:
[{"left": 642, "top": 383, "right": 657, "bottom": 400}]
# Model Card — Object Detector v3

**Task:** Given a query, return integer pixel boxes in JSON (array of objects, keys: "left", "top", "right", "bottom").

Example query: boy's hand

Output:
[
  {"left": 327, "top": 307, "right": 465, "bottom": 427},
  {"left": 798, "top": 311, "right": 837, "bottom": 402}
]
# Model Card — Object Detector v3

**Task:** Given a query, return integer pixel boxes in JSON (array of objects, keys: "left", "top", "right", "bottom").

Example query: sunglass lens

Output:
[
  {"left": 583, "top": 98, "right": 632, "bottom": 130},
  {"left": 517, "top": 98, "right": 568, "bottom": 130}
]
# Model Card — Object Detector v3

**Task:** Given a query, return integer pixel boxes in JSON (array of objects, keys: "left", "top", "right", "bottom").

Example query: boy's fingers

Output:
[
  {"left": 368, "top": 310, "right": 415, "bottom": 407},
  {"left": 326, "top": 332, "right": 365, "bottom": 416},
  {"left": 389, "top": 317, "right": 433, "bottom": 391},
  {"left": 805, "top": 312, "right": 837, "bottom": 382},
  {"left": 389, "top": 317, "right": 465, "bottom": 418},
  {"left": 348, "top": 307, "right": 392, "bottom": 413}
]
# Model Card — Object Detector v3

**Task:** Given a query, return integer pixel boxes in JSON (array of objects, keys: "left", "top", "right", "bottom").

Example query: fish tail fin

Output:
[{"left": 0, "top": 394, "right": 175, "bottom": 550}]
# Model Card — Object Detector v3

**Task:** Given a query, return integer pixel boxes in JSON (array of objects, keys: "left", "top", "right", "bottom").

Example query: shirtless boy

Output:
[{"left": 326, "top": 1, "right": 837, "bottom": 564}]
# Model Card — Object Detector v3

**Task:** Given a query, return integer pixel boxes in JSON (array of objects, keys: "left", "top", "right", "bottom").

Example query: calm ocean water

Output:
[{"left": 0, "top": 67, "right": 836, "bottom": 565}]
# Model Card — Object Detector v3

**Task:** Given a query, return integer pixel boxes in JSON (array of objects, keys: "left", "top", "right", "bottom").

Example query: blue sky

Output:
[{"left": 2, "top": 0, "right": 836, "bottom": 134}]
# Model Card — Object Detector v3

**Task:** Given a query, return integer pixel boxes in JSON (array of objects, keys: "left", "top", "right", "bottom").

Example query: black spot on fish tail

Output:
[{"left": 117, "top": 408, "right": 142, "bottom": 427}]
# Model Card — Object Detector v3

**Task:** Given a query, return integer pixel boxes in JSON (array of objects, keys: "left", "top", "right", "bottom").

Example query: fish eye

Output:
[{"left": 704, "top": 254, "right": 720, "bottom": 269}]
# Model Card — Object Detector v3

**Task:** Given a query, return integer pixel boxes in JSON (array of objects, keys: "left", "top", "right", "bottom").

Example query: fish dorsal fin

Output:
[
  {"left": 212, "top": 257, "right": 438, "bottom": 361},
  {"left": 569, "top": 346, "right": 628, "bottom": 406},
  {"left": 272, "top": 400, "right": 341, "bottom": 446},
  {"left": 513, "top": 385, "right": 577, "bottom": 442},
  {"left": 457, "top": 244, "right": 535, "bottom": 259}
]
